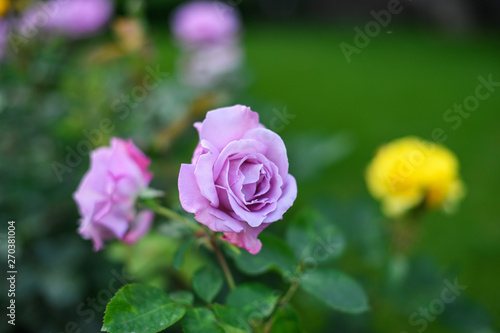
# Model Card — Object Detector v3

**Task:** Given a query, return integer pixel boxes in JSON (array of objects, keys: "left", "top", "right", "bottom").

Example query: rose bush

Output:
[
  {"left": 73, "top": 138, "right": 154, "bottom": 250},
  {"left": 178, "top": 105, "right": 297, "bottom": 254}
]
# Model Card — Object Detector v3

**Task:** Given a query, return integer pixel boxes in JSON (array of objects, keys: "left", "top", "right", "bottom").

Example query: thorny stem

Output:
[{"left": 210, "top": 233, "right": 236, "bottom": 290}]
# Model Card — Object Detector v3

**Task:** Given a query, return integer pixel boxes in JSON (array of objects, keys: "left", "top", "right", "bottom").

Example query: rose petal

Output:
[
  {"left": 191, "top": 122, "right": 204, "bottom": 163},
  {"left": 199, "top": 105, "right": 262, "bottom": 152},
  {"left": 213, "top": 140, "right": 267, "bottom": 185},
  {"left": 179, "top": 164, "right": 210, "bottom": 213},
  {"left": 122, "top": 139, "right": 153, "bottom": 183},
  {"left": 78, "top": 218, "right": 111, "bottom": 251},
  {"left": 241, "top": 182, "right": 257, "bottom": 200},
  {"left": 194, "top": 206, "right": 244, "bottom": 233},
  {"left": 223, "top": 223, "right": 270, "bottom": 255},
  {"left": 123, "top": 210, "right": 154, "bottom": 245},
  {"left": 240, "top": 161, "right": 262, "bottom": 184},
  {"left": 94, "top": 206, "right": 130, "bottom": 239},
  {"left": 91, "top": 200, "right": 113, "bottom": 222},
  {"left": 264, "top": 174, "right": 297, "bottom": 223},
  {"left": 257, "top": 161, "right": 283, "bottom": 204},
  {"left": 73, "top": 148, "right": 113, "bottom": 216},
  {"left": 243, "top": 128, "right": 289, "bottom": 180},
  {"left": 254, "top": 173, "right": 271, "bottom": 197},
  {"left": 111, "top": 176, "right": 138, "bottom": 200},
  {"left": 194, "top": 147, "right": 220, "bottom": 207},
  {"left": 108, "top": 138, "right": 149, "bottom": 191},
  {"left": 216, "top": 185, "right": 266, "bottom": 227},
  {"left": 217, "top": 159, "right": 254, "bottom": 210}
]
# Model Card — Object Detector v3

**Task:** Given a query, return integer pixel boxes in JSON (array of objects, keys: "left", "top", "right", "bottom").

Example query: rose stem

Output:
[
  {"left": 278, "top": 277, "right": 300, "bottom": 308},
  {"left": 263, "top": 273, "right": 301, "bottom": 333},
  {"left": 150, "top": 205, "right": 199, "bottom": 231},
  {"left": 210, "top": 234, "right": 236, "bottom": 290}
]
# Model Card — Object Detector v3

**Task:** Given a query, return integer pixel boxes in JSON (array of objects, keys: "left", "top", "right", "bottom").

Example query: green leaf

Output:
[
  {"left": 220, "top": 324, "right": 249, "bottom": 333},
  {"left": 213, "top": 304, "right": 251, "bottom": 333},
  {"left": 299, "top": 268, "right": 369, "bottom": 314},
  {"left": 286, "top": 209, "right": 345, "bottom": 263},
  {"left": 169, "top": 290, "right": 194, "bottom": 306},
  {"left": 173, "top": 237, "right": 193, "bottom": 270},
  {"left": 192, "top": 265, "right": 223, "bottom": 303},
  {"left": 226, "top": 283, "right": 280, "bottom": 324},
  {"left": 270, "top": 306, "right": 304, "bottom": 333},
  {"left": 181, "top": 308, "right": 224, "bottom": 333},
  {"left": 226, "top": 233, "right": 296, "bottom": 276},
  {"left": 102, "top": 284, "right": 186, "bottom": 333}
]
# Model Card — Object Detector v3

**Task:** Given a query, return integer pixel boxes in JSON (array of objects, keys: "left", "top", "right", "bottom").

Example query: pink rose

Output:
[
  {"left": 178, "top": 105, "right": 297, "bottom": 254},
  {"left": 21, "top": 0, "right": 113, "bottom": 39},
  {"left": 171, "top": 1, "right": 240, "bottom": 47},
  {"left": 73, "top": 138, "right": 153, "bottom": 251}
]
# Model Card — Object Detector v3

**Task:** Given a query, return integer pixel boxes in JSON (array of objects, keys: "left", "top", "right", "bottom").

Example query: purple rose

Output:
[
  {"left": 178, "top": 105, "right": 297, "bottom": 254},
  {"left": 171, "top": 1, "right": 240, "bottom": 47},
  {"left": 31, "top": 0, "right": 113, "bottom": 39},
  {"left": 73, "top": 138, "right": 154, "bottom": 251}
]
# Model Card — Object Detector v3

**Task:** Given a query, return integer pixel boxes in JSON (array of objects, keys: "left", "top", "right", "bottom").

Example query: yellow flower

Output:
[
  {"left": 366, "top": 136, "right": 465, "bottom": 217},
  {"left": 0, "top": 0, "right": 10, "bottom": 17}
]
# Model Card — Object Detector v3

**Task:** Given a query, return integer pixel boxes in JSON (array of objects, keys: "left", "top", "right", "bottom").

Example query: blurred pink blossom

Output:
[
  {"left": 21, "top": 0, "right": 114, "bottom": 39},
  {"left": 171, "top": 1, "right": 241, "bottom": 47},
  {"left": 73, "top": 138, "right": 153, "bottom": 251}
]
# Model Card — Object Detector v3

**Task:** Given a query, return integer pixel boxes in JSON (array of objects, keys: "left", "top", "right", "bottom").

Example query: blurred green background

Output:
[
  {"left": 242, "top": 23, "right": 500, "bottom": 332},
  {"left": 1, "top": 0, "right": 500, "bottom": 332}
]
